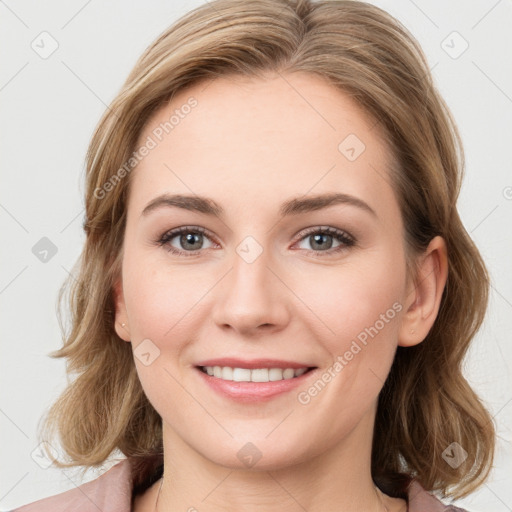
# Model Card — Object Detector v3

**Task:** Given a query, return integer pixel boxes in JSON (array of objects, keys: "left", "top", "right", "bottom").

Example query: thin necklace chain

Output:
[{"left": 152, "top": 477, "right": 390, "bottom": 512}]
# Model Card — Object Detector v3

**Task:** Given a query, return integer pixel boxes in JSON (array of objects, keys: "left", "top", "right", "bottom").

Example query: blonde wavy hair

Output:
[{"left": 39, "top": 0, "right": 495, "bottom": 501}]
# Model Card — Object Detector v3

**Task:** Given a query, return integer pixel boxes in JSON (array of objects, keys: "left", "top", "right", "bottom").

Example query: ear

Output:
[
  {"left": 113, "top": 276, "right": 131, "bottom": 342},
  {"left": 398, "top": 236, "right": 448, "bottom": 347}
]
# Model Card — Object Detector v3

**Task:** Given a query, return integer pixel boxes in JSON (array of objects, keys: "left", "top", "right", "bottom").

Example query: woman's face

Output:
[{"left": 115, "top": 72, "right": 414, "bottom": 469}]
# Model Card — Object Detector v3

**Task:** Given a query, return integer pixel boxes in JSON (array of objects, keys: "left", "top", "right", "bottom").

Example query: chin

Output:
[{"left": 192, "top": 434, "right": 314, "bottom": 472}]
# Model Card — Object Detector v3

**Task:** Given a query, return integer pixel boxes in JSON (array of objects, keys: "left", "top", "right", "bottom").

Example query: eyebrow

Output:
[{"left": 141, "top": 192, "right": 377, "bottom": 218}]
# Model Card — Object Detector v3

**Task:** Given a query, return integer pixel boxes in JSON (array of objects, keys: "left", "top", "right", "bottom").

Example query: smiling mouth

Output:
[{"left": 198, "top": 366, "right": 316, "bottom": 383}]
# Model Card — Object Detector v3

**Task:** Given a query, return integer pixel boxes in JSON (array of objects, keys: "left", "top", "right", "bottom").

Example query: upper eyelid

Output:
[
  {"left": 161, "top": 225, "right": 215, "bottom": 242},
  {"left": 297, "top": 225, "right": 354, "bottom": 240}
]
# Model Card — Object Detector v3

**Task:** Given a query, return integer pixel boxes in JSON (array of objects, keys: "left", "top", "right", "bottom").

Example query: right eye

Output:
[{"left": 157, "top": 226, "right": 218, "bottom": 256}]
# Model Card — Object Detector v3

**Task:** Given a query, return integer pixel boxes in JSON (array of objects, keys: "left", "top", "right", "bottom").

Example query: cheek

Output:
[
  {"left": 121, "top": 251, "right": 202, "bottom": 414},
  {"left": 122, "top": 248, "right": 208, "bottom": 341},
  {"left": 293, "top": 260, "right": 405, "bottom": 418},
  {"left": 306, "top": 255, "right": 406, "bottom": 359}
]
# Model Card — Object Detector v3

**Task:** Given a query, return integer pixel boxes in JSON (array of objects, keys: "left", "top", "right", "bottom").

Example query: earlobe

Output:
[
  {"left": 113, "top": 277, "right": 131, "bottom": 342},
  {"left": 398, "top": 236, "right": 448, "bottom": 347}
]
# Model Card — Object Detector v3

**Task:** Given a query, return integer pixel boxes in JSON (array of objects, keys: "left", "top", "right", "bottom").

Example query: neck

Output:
[{"left": 152, "top": 411, "right": 395, "bottom": 512}]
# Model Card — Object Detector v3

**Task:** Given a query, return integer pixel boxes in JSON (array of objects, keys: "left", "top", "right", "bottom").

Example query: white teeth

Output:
[
  {"left": 232, "top": 368, "right": 251, "bottom": 382},
  {"left": 282, "top": 368, "right": 295, "bottom": 379},
  {"left": 251, "top": 368, "right": 269, "bottom": 382},
  {"left": 268, "top": 368, "right": 283, "bottom": 381},
  {"left": 221, "top": 367, "right": 233, "bottom": 380},
  {"left": 201, "top": 366, "right": 309, "bottom": 382}
]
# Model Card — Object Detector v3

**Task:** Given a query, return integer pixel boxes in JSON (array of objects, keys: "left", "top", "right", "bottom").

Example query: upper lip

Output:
[{"left": 195, "top": 358, "right": 315, "bottom": 370}]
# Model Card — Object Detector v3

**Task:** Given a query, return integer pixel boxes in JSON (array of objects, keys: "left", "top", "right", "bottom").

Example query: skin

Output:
[{"left": 113, "top": 71, "right": 448, "bottom": 512}]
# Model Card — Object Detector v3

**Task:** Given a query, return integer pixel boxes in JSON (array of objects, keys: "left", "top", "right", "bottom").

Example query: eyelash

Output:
[{"left": 156, "top": 225, "right": 356, "bottom": 258}]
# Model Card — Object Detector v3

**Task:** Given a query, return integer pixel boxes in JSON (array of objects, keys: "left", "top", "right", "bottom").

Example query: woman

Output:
[{"left": 12, "top": 0, "right": 495, "bottom": 510}]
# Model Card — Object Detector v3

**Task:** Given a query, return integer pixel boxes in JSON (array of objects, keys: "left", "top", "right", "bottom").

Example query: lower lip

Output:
[{"left": 195, "top": 367, "right": 316, "bottom": 402}]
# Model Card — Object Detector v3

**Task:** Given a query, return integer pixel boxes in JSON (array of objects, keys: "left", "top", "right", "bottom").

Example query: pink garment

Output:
[{"left": 10, "top": 457, "right": 467, "bottom": 512}]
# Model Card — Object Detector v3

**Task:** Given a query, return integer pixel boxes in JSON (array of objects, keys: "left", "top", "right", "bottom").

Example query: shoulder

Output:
[
  {"left": 9, "top": 458, "right": 134, "bottom": 512},
  {"left": 407, "top": 480, "right": 469, "bottom": 511}
]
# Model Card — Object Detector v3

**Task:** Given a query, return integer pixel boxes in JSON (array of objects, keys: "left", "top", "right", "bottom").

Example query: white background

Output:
[{"left": 1, "top": 1, "right": 511, "bottom": 510}]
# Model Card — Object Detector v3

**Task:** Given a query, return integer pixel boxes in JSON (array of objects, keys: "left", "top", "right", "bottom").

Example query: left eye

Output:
[{"left": 293, "top": 227, "right": 355, "bottom": 254}]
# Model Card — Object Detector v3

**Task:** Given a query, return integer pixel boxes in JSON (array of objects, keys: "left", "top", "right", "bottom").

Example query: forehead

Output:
[{"left": 128, "top": 72, "right": 397, "bottom": 222}]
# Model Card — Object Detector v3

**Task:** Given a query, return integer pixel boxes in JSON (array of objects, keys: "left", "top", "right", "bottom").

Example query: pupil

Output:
[{"left": 181, "top": 233, "right": 202, "bottom": 250}]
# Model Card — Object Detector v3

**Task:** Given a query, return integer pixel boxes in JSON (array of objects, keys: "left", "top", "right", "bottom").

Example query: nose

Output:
[{"left": 211, "top": 242, "right": 291, "bottom": 337}]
